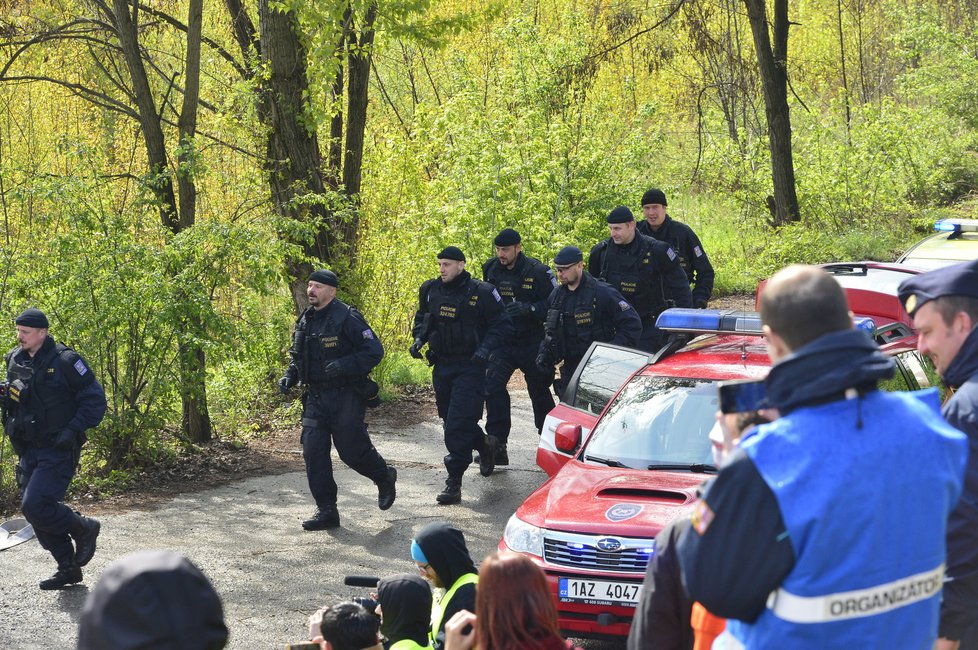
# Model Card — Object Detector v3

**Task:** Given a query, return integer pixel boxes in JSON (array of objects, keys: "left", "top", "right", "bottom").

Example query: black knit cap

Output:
[
  {"left": 641, "top": 188, "right": 668, "bottom": 207},
  {"left": 554, "top": 246, "right": 584, "bottom": 265},
  {"left": 308, "top": 269, "right": 339, "bottom": 287},
  {"left": 493, "top": 228, "right": 521, "bottom": 247},
  {"left": 437, "top": 246, "right": 466, "bottom": 262},
  {"left": 606, "top": 206, "right": 635, "bottom": 224},
  {"left": 15, "top": 308, "right": 48, "bottom": 329}
]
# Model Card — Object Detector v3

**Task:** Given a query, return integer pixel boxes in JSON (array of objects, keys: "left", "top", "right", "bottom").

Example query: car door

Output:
[{"left": 537, "top": 342, "right": 654, "bottom": 476}]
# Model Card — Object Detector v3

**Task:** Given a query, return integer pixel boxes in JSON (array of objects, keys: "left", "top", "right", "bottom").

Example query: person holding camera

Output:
[
  {"left": 3, "top": 308, "right": 105, "bottom": 590},
  {"left": 305, "top": 602, "right": 383, "bottom": 650},
  {"left": 412, "top": 521, "right": 479, "bottom": 650},
  {"left": 279, "top": 270, "right": 397, "bottom": 531},
  {"left": 376, "top": 573, "right": 433, "bottom": 649},
  {"left": 442, "top": 551, "right": 582, "bottom": 650},
  {"left": 409, "top": 247, "right": 512, "bottom": 505},
  {"left": 536, "top": 245, "right": 641, "bottom": 397},
  {"left": 677, "top": 265, "right": 967, "bottom": 649}
]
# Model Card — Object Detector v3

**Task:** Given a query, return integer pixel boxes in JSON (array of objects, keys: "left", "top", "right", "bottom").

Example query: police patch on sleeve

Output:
[
  {"left": 694, "top": 245, "right": 703, "bottom": 257},
  {"left": 691, "top": 499, "right": 714, "bottom": 535},
  {"left": 666, "top": 247, "right": 678, "bottom": 261},
  {"left": 548, "top": 270, "right": 558, "bottom": 288},
  {"left": 362, "top": 329, "right": 375, "bottom": 340},
  {"left": 618, "top": 300, "right": 632, "bottom": 311},
  {"left": 73, "top": 358, "right": 89, "bottom": 376},
  {"left": 491, "top": 288, "right": 503, "bottom": 303}
]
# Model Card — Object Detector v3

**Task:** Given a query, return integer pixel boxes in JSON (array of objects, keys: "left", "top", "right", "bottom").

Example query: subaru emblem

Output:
[{"left": 596, "top": 537, "right": 622, "bottom": 552}]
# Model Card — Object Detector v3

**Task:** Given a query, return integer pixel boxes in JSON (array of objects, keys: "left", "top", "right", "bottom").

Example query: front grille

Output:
[{"left": 543, "top": 531, "right": 654, "bottom": 574}]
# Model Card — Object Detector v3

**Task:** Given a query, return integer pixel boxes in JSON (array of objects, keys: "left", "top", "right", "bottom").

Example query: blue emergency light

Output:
[
  {"left": 656, "top": 308, "right": 764, "bottom": 335},
  {"left": 854, "top": 317, "right": 877, "bottom": 334},
  {"left": 934, "top": 218, "right": 978, "bottom": 234}
]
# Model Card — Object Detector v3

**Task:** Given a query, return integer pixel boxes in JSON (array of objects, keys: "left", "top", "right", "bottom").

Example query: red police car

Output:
[{"left": 504, "top": 308, "right": 933, "bottom": 640}]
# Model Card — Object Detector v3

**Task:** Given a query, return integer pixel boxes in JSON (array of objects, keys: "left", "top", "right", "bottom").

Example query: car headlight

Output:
[{"left": 503, "top": 513, "right": 544, "bottom": 557}]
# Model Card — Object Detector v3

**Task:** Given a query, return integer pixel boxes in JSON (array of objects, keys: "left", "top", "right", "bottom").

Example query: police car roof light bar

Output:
[
  {"left": 934, "top": 218, "right": 978, "bottom": 234},
  {"left": 656, "top": 308, "right": 764, "bottom": 335}
]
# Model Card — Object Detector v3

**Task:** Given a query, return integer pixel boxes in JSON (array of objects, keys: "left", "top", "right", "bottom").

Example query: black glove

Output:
[
  {"left": 472, "top": 348, "right": 490, "bottom": 365},
  {"left": 322, "top": 362, "right": 343, "bottom": 379},
  {"left": 505, "top": 301, "right": 531, "bottom": 318},
  {"left": 695, "top": 299, "right": 709, "bottom": 309},
  {"left": 535, "top": 349, "right": 554, "bottom": 373},
  {"left": 54, "top": 430, "right": 77, "bottom": 451},
  {"left": 409, "top": 339, "right": 425, "bottom": 359},
  {"left": 279, "top": 375, "right": 296, "bottom": 394}
]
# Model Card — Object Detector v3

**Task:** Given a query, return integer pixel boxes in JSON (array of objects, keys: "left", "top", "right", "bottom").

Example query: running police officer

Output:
[
  {"left": 537, "top": 246, "right": 642, "bottom": 397},
  {"left": 481, "top": 228, "right": 558, "bottom": 456},
  {"left": 637, "top": 188, "right": 715, "bottom": 308},
  {"left": 280, "top": 270, "right": 397, "bottom": 530},
  {"left": 589, "top": 206, "right": 692, "bottom": 351},
  {"left": 3, "top": 308, "right": 105, "bottom": 590},
  {"left": 899, "top": 260, "right": 978, "bottom": 650},
  {"left": 410, "top": 247, "right": 511, "bottom": 505}
]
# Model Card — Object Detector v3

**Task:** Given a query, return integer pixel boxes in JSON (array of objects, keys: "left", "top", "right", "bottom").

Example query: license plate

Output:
[{"left": 558, "top": 577, "right": 640, "bottom": 607}]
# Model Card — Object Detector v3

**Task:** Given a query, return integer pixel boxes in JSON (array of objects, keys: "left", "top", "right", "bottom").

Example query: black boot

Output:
[
  {"left": 436, "top": 477, "right": 462, "bottom": 505},
  {"left": 39, "top": 564, "right": 82, "bottom": 590},
  {"left": 377, "top": 466, "right": 397, "bottom": 511},
  {"left": 479, "top": 435, "right": 498, "bottom": 477},
  {"left": 302, "top": 506, "right": 340, "bottom": 530},
  {"left": 496, "top": 444, "right": 509, "bottom": 466},
  {"left": 70, "top": 514, "right": 101, "bottom": 567}
]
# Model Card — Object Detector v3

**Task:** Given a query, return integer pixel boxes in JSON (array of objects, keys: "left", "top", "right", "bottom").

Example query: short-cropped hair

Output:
[{"left": 760, "top": 265, "right": 852, "bottom": 351}]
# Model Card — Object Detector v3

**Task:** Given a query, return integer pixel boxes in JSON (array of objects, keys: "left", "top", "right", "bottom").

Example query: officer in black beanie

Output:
[
  {"left": 636, "top": 188, "right": 715, "bottom": 308},
  {"left": 481, "top": 228, "right": 557, "bottom": 455},
  {"left": 4, "top": 308, "right": 106, "bottom": 589},
  {"left": 410, "top": 247, "right": 512, "bottom": 504},
  {"left": 280, "top": 270, "right": 397, "bottom": 530},
  {"left": 589, "top": 206, "right": 692, "bottom": 351}
]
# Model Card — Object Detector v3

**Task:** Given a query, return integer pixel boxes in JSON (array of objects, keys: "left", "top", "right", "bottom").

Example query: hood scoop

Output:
[{"left": 598, "top": 487, "right": 687, "bottom": 502}]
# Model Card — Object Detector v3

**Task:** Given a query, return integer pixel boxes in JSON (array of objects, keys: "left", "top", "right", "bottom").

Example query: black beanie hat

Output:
[
  {"left": 641, "top": 189, "right": 668, "bottom": 206},
  {"left": 553, "top": 246, "right": 584, "bottom": 265},
  {"left": 606, "top": 206, "right": 635, "bottom": 224},
  {"left": 493, "top": 228, "right": 522, "bottom": 247},
  {"left": 15, "top": 308, "right": 48, "bottom": 329},
  {"left": 437, "top": 246, "right": 466, "bottom": 262},
  {"left": 308, "top": 270, "right": 339, "bottom": 287}
]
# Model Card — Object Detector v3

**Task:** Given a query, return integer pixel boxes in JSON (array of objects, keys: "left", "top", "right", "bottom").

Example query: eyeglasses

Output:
[{"left": 415, "top": 562, "right": 431, "bottom": 574}]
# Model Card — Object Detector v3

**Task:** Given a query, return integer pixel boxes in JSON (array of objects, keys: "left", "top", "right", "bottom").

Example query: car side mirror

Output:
[{"left": 555, "top": 422, "right": 582, "bottom": 454}]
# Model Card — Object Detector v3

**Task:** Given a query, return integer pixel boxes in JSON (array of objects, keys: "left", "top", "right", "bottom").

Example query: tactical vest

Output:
[
  {"left": 294, "top": 302, "right": 352, "bottom": 384},
  {"left": 430, "top": 572, "right": 479, "bottom": 644},
  {"left": 730, "top": 389, "right": 964, "bottom": 648},
  {"left": 485, "top": 256, "right": 545, "bottom": 339},
  {"left": 597, "top": 238, "right": 665, "bottom": 319},
  {"left": 547, "top": 277, "right": 614, "bottom": 363},
  {"left": 4, "top": 344, "right": 79, "bottom": 446},
  {"left": 426, "top": 281, "right": 481, "bottom": 358}
]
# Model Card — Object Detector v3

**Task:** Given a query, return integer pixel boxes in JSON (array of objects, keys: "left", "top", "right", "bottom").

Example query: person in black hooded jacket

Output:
[
  {"left": 377, "top": 573, "right": 433, "bottom": 649},
  {"left": 412, "top": 521, "right": 478, "bottom": 650}
]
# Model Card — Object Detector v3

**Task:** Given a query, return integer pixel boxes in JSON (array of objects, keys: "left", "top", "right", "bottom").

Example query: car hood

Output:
[{"left": 520, "top": 460, "right": 704, "bottom": 538}]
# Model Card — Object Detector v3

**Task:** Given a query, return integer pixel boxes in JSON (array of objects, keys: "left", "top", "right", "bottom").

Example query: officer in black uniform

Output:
[
  {"left": 410, "top": 247, "right": 511, "bottom": 505},
  {"left": 481, "top": 228, "right": 558, "bottom": 456},
  {"left": 280, "top": 270, "right": 397, "bottom": 530},
  {"left": 3, "top": 308, "right": 105, "bottom": 590},
  {"left": 636, "top": 188, "right": 715, "bottom": 308},
  {"left": 589, "top": 206, "right": 692, "bottom": 351},
  {"left": 537, "top": 246, "right": 642, "bottom": 397}
]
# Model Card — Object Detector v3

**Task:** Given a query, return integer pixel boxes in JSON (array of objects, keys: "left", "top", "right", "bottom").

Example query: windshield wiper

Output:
[
  {"left": 646, "top": 463, "right": 717, "bottom": 473},
  {"left": 584, "top": 455, "right": 629, "bottom": 468}
]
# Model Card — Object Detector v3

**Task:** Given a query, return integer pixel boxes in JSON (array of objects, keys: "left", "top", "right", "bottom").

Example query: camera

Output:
[
  {"left": 351, "top": 596, "right": 379, "bottom": 613},
  {"left": 718, "top": 379, "right": 767, "bottom": 414}
]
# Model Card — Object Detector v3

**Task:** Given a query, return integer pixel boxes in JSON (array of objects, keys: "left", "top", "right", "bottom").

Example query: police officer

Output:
[
  {"left": 537, "top": 246, "right": 642, "bottom": 397},
  {"left": 481, "top": 228, "right": 557, "bottom": 456},
  {"left": 3, "top": 308, "right": 105, "bottom": 590},
  {"left": 279, "top": 270, "right": 396, "bottom": 531},
  {"left": 637, "top": 188, "right": 715, "bottom": 308},
  {"left": 589, "top": 206, "right": 692, "bottom": 351},
  {"left": 410, "top": 247, "right": 511, "bottom": 505},
  {"left": 678, "top": 266, "right": 967, "bottom": 649},
  {"left": 898, "top": 260, "right": 978, "bottom": 650}
]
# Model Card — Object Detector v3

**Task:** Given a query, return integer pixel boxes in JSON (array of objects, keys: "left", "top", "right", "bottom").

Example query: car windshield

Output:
[{"left": 583, "top": 376, "right": 719, "bottom": 470}]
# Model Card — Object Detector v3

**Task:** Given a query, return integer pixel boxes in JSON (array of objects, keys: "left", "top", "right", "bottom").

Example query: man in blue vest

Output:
[
  {"left": 280, "top": 270, "right": 397, "bottom": 531},
  {"left": 899, "top": 260, "right": 978, "bottom": 650},
  {"left": 4, "top": 308, "right": 106, "bottom": 590},
  {"left": 412, "top": 521, "right": 478, "bottom": 650},
  {"left": 678, "top": 265, "right": 967, "bottom": 648}
]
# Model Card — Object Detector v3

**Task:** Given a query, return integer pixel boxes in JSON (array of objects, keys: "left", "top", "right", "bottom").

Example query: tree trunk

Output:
[{"left": 743, "top": 0, "right": 800, "bottom": 226}]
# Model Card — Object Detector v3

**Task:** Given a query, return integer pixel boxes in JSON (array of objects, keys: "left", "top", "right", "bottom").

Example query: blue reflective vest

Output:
[{"left": 729, "top": 389, "right": 966, "bottom": 648}]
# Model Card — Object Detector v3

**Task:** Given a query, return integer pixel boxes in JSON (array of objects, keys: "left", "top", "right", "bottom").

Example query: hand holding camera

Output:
[{"left": 444, "top": 609, "right": 477, "bottom": 650}]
